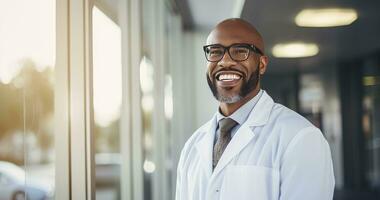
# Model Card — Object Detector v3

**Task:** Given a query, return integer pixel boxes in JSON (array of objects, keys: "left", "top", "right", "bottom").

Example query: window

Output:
[{"left": 0, "top": 0, "right": 55, "bottom": 199}]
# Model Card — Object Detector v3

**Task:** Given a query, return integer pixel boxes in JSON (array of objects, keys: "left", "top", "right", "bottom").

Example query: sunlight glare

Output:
[
  {"left": 0, "top": 0, "right": 55, "bottom": 84},
  {"left": 92, "top": 7, "right": 122, "bottom": 127}
]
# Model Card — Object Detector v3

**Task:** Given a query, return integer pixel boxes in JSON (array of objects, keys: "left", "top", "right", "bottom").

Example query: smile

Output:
[{"left": 215, "top": 71, "right": 242, "bottom": 82}]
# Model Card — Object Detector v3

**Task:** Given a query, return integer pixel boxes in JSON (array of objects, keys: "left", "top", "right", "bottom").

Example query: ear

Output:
[{"left": 259, "top": 55, "right": 268, "bottom": 75}]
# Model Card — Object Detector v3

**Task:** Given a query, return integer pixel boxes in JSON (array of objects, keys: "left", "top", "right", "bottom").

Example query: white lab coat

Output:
[{"left": 175, "top": 91, "right": 335, "bottom": 200}]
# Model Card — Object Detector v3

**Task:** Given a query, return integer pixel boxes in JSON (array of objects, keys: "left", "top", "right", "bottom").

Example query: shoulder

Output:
[
  {"left": 269, "top": 103, "right": 325, "bottom": 147},
  {"left": 266, "top": 103, "right": 328, "bottom": 159},
  {"left": 269, "top": 103, "right": 316, "bottom": 133}
]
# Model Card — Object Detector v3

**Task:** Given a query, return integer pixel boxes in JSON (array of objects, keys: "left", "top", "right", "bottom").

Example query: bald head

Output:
[{"left": 206, "top": 18, "right": 265, "bottom": 53}]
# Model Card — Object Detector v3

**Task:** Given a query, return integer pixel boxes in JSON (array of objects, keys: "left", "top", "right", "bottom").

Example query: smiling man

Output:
[{"left": 175, "top": 18, "right": 335, "bottom": 200}]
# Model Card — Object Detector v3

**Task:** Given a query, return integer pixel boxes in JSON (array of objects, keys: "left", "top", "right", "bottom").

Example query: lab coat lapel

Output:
[
  {"left": 195, "top": 114, "right": 217, "bottom": 178},
  {"left": 212, "top": 124, "right": 255, "bottom": 175},
  {"left": 211, "top": 91, "right": 274, "bottom": 177}
]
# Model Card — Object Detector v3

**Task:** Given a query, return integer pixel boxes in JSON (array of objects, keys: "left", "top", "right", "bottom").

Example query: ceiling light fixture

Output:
[
  {"left": 272, "top": 42, "right": 319, "bottom": 58},
  {"left": 295, "top": 8, "right": 358, "bottom": 27}
]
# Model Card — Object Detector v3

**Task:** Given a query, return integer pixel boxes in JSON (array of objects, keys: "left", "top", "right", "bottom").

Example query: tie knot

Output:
[{"left": 218, "top": 118, "right": 237, "bottom": 133}]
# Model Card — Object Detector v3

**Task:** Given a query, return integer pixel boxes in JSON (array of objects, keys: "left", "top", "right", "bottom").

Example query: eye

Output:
[
  {"left": 231, "top": 47, "right": 249, "bottom": 55},
  {"left": 208, "top": 48, "right": 223, "bottom": 56}
]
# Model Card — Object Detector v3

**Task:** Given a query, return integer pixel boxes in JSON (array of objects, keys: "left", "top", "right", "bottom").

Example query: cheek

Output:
[
  {"left": 242, "top": 60, "right": 258, "bottom": 76},
  {"left": 206, "top": 63, "right": 216, "bottom": 76}
]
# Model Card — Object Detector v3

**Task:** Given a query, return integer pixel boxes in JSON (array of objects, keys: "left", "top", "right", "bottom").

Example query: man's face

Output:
[{"left": 206, "top": 30, "right": 262, "bottom": 104}]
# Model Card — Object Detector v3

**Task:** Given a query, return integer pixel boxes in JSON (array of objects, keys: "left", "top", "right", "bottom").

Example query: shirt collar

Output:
[{"left": 216, "top": 89, "right": 263, "bottom": 125}]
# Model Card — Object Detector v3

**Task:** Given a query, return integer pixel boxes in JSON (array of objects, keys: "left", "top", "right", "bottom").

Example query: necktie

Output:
[{"left": 213, "top": 118, "right": 237, "bottom": 170}]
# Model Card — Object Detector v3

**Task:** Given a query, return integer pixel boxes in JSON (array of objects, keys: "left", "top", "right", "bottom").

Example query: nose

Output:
[{"left": 218, "top": 51, "right": 237, "bottom": 67}]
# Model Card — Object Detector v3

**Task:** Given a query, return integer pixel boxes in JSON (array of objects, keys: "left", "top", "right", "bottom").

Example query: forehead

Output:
[{"left": 206, "top": 27, "right": 257, "bottom": 46}]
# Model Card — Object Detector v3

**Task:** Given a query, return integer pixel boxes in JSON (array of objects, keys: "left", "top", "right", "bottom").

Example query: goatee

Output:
[{"left": 207, "top": 65, "right": 260, "bottom": 103}]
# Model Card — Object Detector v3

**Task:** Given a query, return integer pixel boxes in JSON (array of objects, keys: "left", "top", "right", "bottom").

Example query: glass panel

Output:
[
  {"left": 0, "top": 0, "right": 55, "bottom": 199},
  {"left": 140, "top": 55, "right": 155, "bottom": 200},
  {"left": 299, "top": 74, "right": 324, "bottom": 129},
  {"left": 362, "top": 58, "right": 380, "bottom": 189},
  {"left": 141, "top": 0, "right": 156, "bottom": 199},
  {"left": 163, "top": 10, "right": 177, "bottom": 199},
  {"left": 92, "top": 6, "right": 122, "bottom": 200}
]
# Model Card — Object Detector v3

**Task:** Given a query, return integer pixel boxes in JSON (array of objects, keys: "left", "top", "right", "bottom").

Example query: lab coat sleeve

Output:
[{"left": 279, "top": 127, "right": 335, "bottom": 200}]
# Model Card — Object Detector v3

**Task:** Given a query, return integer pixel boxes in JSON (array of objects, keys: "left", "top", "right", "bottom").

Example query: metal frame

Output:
[
  {"left": 118, "top": 0, "right": 133, "bottom": 199},
  {"left": 55, "top": 0, "right": 95, "bottom": 199},
  {"left": 129, "top": 0, "right": 145, "bottom": 199},
  {"left": 118, "top": 0, "right": 144, "bottom": 199},
  {"left": 151, "top": 0, "right": 168, "bottom": 199},
  {"left": 55, "top": 0, "right": 71, "bottom": 198}
]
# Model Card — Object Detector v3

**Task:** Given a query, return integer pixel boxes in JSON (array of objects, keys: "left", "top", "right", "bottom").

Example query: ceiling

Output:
[
  {"left": 179, "top": 0, "right": 380, "bottom": 73},
  {"left": 177, "top": 0, "right": 245, "bottom": 30}
]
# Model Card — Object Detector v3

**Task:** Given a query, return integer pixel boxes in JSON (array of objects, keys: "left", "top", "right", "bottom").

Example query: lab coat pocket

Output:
[{"left": 220, "top": 165, "right": 280, "bottom": 200}]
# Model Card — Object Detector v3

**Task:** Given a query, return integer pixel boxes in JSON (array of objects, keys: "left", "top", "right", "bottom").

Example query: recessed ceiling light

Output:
[
  {"left": 363, "top": 76, "right": 380, "bottom": 86},
  {"left": 272, "top": 42, "right": 319, "bottom": 58},
  {"left": 295, "top": 8, "right": 358, "bottom": 27}
]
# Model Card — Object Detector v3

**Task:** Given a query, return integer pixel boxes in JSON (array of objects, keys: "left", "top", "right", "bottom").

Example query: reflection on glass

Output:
[
  {"left": 92, "top": 6, "right": 122, "bottom": 200},
  {"left": 164, "top": 75, "right": 173, "bottom": 120},
  {"left": 299, "top": 74, "right": 324, "bottom": 129},
  {"left": 140, "top": 55, "right": 154, "bottom": 200},
  {"left": 362, "top": 60, "right": 380, "bottom": 189},
  {"left": 140, "top": 56, "right": 155, "bottom": 116},
  {"left": 0, "top": 0, "right": 55, "bottom": 199}
]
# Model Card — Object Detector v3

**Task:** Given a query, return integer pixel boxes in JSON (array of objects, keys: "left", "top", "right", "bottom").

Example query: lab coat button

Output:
[{"left": 216, "top": 189, "right": 219, "bottom": 192}]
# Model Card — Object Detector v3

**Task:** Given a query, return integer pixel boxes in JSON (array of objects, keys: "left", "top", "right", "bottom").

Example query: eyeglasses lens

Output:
[{"left": 205, "top": 45, "right": 250, "bottom": 62}]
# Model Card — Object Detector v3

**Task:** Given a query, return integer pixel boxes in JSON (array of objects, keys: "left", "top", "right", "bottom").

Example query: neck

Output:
[{"left": 219, "top": 87, "right": 260, "bottom": 116}]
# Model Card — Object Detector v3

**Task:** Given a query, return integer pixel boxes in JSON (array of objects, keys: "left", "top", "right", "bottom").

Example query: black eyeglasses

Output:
[{"left": 203, "top": 43, "right": 263, "bottom": 62}]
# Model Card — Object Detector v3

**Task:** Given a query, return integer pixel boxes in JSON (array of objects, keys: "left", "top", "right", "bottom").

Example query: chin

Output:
[{"left": 217, "top": 93, "right": 242, "bottom": 103}]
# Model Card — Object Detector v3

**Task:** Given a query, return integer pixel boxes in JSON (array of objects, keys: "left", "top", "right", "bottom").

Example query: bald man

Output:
[{"left": 175, "top": 19, "right": 335, "bottom": 200}]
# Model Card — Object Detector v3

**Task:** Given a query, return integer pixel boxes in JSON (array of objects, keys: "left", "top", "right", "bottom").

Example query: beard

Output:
[{"left": 206, "top": 64, "right": 260, "bottom": 103}]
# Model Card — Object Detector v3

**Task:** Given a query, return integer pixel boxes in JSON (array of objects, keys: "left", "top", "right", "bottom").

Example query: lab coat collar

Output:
[
  {"left": 244, "top": 90, "right": 274, "bottom": 127},
  {"left": 195, "top": 91, "right": 274, "bottom": 179}
]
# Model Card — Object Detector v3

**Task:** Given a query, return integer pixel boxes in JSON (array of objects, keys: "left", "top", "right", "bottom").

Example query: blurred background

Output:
[{"left": 0, "top": 0, "right": 379, "bottom": 199}]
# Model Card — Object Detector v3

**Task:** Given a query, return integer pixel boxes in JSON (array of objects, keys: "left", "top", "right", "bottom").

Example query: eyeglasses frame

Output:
[{"left": 203, "top": 43, "right": 264, "bottom": 62}]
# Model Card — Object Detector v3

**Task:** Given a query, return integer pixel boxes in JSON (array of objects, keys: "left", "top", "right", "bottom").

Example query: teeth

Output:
[{"left": 218, "top": 74, "right": 241, "bottom": 81}]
